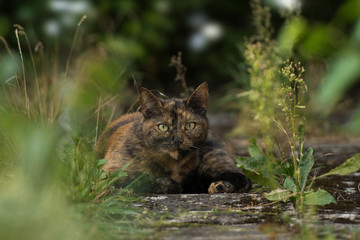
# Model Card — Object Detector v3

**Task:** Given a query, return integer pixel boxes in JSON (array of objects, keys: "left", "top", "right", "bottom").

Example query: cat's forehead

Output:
[
  {"left": 163, "top": 98, "right": 187, "bottom": 115},
  {"left": 161, "top": 98, "right": 195, "bottom": 119}
]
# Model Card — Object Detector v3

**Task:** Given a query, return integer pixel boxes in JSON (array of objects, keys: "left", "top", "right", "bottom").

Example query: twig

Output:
[
  {"left": 170, "top": 51, "right": 189, "bottom": 97},
  {"left": 200, "top": 192, "right": 296, "bottom": 212}
]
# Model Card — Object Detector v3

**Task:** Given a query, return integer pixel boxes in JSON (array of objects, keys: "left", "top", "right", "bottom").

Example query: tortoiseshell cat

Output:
[{"left": 97, "top": 83, "right": 251, "bottom": 194}]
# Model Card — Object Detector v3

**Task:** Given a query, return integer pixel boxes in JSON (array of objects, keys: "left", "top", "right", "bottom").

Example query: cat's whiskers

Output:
[{"left": 189, "top": 145, "right": 204, "bottom": 152}]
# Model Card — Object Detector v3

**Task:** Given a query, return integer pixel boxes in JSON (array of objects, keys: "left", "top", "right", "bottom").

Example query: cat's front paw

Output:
[{"left": 208, "top": 181, "right": 235, "bottom": 194}]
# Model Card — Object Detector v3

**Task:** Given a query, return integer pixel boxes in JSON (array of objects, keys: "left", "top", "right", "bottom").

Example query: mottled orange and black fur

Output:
[{"left": 97, "top": 83, "right": 251, "bottom": 194}]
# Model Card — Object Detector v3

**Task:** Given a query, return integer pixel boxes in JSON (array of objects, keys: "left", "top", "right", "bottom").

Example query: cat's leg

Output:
[{"left": 198, "top": 142, "right": 251, "bottom": 193}]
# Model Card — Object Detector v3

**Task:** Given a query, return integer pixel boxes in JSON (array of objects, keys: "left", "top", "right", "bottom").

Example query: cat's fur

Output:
[{"left": 97, "top": 82, "right": 251, "bottom": 194}]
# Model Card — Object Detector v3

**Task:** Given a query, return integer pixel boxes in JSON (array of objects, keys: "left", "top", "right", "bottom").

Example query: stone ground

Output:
[{"left": 132, "top": 139, "right": 360, "bottom": 240}]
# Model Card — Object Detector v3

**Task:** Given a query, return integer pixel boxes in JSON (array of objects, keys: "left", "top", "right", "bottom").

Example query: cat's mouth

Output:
[
  {"left": 163, "top": 143, "right": 188, "bottom": 151},
  {"left": 162, "top": 144, "right": 188, "bottom": 159}
]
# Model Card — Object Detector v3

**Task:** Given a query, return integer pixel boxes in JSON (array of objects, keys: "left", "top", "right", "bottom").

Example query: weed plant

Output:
[
  {"left": 237, "top": 0, "right": 360, "bottom": 223},
  {"left": 0, "top": 19, "right": 143, "bottom": 239},
  {"left": 243, "top": 0, "right": 282, "bottom": 155}
]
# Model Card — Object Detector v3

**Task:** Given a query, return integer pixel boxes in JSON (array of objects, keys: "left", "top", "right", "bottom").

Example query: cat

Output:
[{"left": 96, "top": 82, "right": 251, "bottom": 194}]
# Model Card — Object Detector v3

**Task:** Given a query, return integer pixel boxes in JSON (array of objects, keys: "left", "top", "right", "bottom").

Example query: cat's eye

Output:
[
  {"left": 185, "top": 122, "right": 196, "bottom": 130},
  {"left": 158, "top": 124, "right": 169, "bottom": 132}
]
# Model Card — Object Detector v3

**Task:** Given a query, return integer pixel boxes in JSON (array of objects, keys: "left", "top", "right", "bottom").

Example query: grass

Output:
[{"left": 0, "top": 18, "right": 144, "bottom": 240}]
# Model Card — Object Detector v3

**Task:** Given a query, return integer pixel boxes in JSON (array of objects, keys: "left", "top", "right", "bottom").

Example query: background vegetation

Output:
[
  {"left": 2, "top": 0, "right": 359, "bottom": 130},
  {"left": 1, "top": 0, "right": 360, "bottom": 239}
]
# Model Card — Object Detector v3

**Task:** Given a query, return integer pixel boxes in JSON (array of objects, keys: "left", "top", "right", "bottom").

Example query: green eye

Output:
[
  {"left": 158, "top": 124, "right": 169, "bottom": 132},
  {"left": 185, "top": 122, "right": 196, "bottom": 130}
]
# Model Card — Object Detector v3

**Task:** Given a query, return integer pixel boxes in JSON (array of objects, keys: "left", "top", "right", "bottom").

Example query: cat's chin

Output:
[
  {"left": 161, "top": 145, "right": 190, "bottom": 160},
  {"left": 168, "top": 150, "right": 180, "bottom": 160}
]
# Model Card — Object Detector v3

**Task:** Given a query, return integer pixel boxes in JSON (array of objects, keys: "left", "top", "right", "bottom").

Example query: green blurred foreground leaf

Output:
[
  {"left": 278, "top": 16, "right": 307, "bottom": 57},
  {"left": 316, "top": 50, "right": 360, "bottom": 113},
  {"left": 318, "top": 154, "right": 360, "bottom": 178},
  {"left": 304, "top": 189, "right": 336, "bottom": 206}
]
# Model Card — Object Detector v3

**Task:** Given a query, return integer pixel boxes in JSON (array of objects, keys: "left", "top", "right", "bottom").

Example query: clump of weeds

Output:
[{"left": 236, "top": 0, "right": 360, "bottom": 236}]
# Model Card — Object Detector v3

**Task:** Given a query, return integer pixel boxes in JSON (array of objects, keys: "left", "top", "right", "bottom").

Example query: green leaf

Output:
[
  {"left": 248, "top": 138, "right": 265, "bottom": 157},
  {"left": 299, "top": 148, "right": 314, "bottom": 192},
  {"left": 264, "top": 188, "right": 292, "bottom": 202},
  {"left": 99, "top": 171, "right": 109, "bottom": 180},
  {"left": 237, "top": 156, "right": 279, "bottom": 188},
  {"left": 304, "top": 189, "right": 336, "bottom": 206},
  {"left": 283, "top": 178, "right": 296, "bottom": 192},
  {"left": 241, "top": 169, "right": 273, "bottom": 187},
  {"left": 97, "top": 159, "right": 108, "bottom": 167},
  {"left": 237, "top": 156, "right": 266, "bottom": 174},
  {"left": 318, "top": 154, "right": 360, "bottom": 178},
  {"left": 298, "top": 117, "right": 305, "bottom": 155},
  {"left": 111, "top": 169, "right": 128, "bottom": 179},
  {"left": 273, "top": 160, "right": 294, "bottom": 180}
]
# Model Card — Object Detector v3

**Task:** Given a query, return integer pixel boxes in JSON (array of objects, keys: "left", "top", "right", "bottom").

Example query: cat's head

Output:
[{"left": 139, "top": 82, "right": 209, "bottom": 158}]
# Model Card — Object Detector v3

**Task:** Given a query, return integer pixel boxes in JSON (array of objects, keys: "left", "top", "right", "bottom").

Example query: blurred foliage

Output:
[
  {"left": 230, "top": 0, "right": 360, "bottom": 134},
  {"left": 281, "top": 0, "right": 360, "bottom": 133},
  {"left": 0, "top": 113, "right": 141, "bottom": 240},
  {"left": 2, "top": 0, "right": 359, "bottom": 116},
  {"left": 0, "top": 14, "right": 142, "bottom": 239},
  {"left": 0, "top": 0, "right": 360, "bottom": 238},
  {"left": 242, "top": 0, "right": 283, "bottom": 151},
  {"left": 0, "top": 115, "right": 89, "bottom": 240},
  {"left": 0, "top": 0, "right": 254, "bottom": 93}
]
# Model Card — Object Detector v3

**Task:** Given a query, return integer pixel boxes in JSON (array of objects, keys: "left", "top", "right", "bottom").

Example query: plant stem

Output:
[
  {"left": 15, "top": 27, "right": 30, "bottom": 117},
  {"left": 291, "top": 82, "right": 299, "bottom": 186},
  {"left": 291, "top": 81, "right": 306, "bottom": 215}
]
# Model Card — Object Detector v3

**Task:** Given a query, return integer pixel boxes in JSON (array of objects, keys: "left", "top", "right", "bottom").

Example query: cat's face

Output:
[{"left": 140, "top": 83, "right": 209, "bottom": 158}]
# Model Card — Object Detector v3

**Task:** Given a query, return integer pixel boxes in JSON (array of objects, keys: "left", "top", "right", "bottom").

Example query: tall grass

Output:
[{"left": 0, "top": 18, "right": 142, "bottom": 239}]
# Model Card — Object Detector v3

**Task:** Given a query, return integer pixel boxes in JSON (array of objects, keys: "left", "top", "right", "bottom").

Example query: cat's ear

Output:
[
  {"left": 140, "top": 87, "right": 162, "bottom": 119},
  {"left": 187, "top": 82, "right": 208, "bottom": 115}
]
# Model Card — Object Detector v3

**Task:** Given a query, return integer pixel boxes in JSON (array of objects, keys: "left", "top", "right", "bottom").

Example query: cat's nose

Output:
[{"left": 172, "top": 134, "right": 183, "bottom": 145}]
